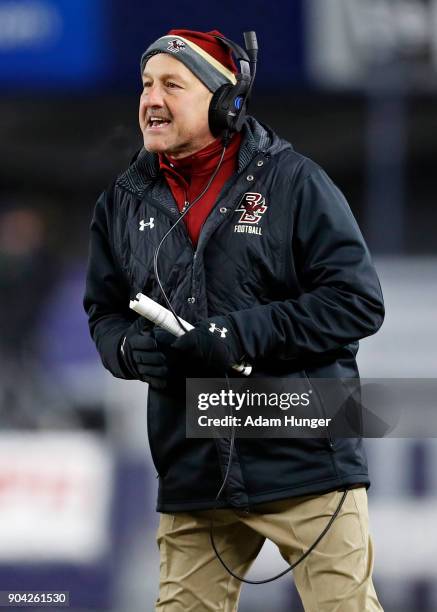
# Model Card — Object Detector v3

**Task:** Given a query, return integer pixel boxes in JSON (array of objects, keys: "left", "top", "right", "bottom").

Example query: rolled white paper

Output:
[
  {"left": 129, "top": 293, "right": 252, "bottom": 376},
  {"left": 130, "top": 293, "right": 193, "bottom": 337}
]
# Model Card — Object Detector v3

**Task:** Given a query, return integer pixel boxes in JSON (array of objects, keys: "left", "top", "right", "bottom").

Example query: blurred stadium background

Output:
[{"left": 0, "top": 0, "right": 436, "bottom": 610}]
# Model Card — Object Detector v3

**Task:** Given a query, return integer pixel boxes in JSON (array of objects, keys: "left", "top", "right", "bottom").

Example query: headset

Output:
[
  {"left": 151, "top": 30, "right": 350, "bottom": 586},
  {"left": 208, "top": 31, "right": 258, "bottom": 142}
]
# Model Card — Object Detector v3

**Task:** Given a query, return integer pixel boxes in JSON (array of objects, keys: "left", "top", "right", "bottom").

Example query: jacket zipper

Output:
[
  {"left": 180, "top": 189, "right": 198, "bottom": 301},
  {"left": 183, "top": 181, "right": 254, "bottom": 304}
]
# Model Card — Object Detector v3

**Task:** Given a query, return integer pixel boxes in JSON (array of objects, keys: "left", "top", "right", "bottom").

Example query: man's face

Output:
[{"left": 139, "top": 53, "right": 215, "bottom": 159}]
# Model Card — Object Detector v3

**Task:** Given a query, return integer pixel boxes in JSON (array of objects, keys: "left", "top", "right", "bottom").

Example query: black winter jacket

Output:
[{"left": 84, "top": 117, "right": 384, "bottom": 512}]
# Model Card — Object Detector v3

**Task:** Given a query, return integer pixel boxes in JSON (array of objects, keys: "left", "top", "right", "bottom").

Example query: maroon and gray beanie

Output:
[{"left": 140, "top": 28, "right": 238, "bottom": 93}]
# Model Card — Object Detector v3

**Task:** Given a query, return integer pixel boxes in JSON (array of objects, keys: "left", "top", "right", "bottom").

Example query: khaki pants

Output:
[{"left": 155, "top": 487, "right": 383, "bottom": 611}]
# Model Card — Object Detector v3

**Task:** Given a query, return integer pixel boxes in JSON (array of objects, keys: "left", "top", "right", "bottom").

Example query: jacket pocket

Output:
[{"left": 301, "top": 370, "right": 336, "bottom": 451}]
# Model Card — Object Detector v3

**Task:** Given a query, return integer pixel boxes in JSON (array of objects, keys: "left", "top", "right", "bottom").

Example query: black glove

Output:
[
  {"left": 171, "top": 316, "right": 243, "bottom": 376},
  {"left": 120, "top": 324, "right": 172, "bottom": 389}
]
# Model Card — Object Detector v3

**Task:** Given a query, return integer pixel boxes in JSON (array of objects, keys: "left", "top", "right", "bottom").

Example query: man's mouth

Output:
[{"left": 146, "top": 116, "right": 171, "bottom": 130}]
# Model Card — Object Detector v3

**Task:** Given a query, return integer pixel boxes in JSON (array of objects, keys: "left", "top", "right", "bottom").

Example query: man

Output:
[{"left": 84, "top": 29, "right": 384, "bottom": 611}]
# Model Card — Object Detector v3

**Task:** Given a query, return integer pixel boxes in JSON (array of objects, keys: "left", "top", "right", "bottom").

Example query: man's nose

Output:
[{"left": 145, "top": 84, "right": 164, "bottom": 106}]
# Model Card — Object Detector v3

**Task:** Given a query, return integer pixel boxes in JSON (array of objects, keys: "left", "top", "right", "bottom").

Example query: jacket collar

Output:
[{"left": 115, "top": 116, "right": 290, "bottom": 197}]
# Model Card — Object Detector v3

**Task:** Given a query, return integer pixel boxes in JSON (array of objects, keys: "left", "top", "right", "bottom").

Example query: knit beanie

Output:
[{"left": 140, "top": 29, "right": 238, "bottom": 93}]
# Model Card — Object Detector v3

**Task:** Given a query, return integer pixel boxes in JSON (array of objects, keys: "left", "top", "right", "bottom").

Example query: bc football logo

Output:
[
  {"left": 167, "top": 39, "right": 186, "bottom": 53},
  {"left": 235, "top": 192, "right": 267, "bottom": 225}
]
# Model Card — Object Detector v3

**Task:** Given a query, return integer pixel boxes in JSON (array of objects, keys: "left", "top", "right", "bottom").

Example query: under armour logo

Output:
[
  {"left": 209, "top": 323, "right": 227, "bottom": 338},
  {"left": 139, "top": 218, "right": 154, "bottom": 231}
]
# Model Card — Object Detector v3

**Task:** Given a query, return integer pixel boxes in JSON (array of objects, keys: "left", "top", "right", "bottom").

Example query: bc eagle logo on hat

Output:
[{"left": 167, "top": 39, "right": 186, "bottom": 53}]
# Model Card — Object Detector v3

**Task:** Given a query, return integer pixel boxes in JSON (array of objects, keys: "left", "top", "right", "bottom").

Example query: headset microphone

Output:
[
  {"left": 243, "top": 30, "right": 258, "bottom": 58},
  {"left": 242, "top": 30, "right": 258, "bottom": 102}
]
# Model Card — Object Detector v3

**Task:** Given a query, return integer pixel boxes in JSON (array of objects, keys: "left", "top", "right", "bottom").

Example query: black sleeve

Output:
[
  {"left": 83, "top": 190, "right": 138, "bottom": 379},
  {"left": 227, "top": 167, "right": 385, "bottom": 361}
]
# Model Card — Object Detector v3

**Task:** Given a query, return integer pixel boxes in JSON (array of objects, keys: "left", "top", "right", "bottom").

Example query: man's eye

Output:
[
  {"left": 142, "top": 82, "right": 151, "bottom": 89},
  {"left": 166, "top": 82, "right": 179, "bottom": 88}
]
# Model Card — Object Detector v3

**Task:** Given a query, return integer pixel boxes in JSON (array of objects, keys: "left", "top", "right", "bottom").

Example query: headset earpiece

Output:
[
  {"left": 208, "top": 74, "right": 250, "bottom": 138},
  {"left": 208, "top": 34, "right": 256, "bottom": 141}
]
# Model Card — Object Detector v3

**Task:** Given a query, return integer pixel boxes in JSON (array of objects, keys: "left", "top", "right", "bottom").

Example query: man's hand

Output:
[
  {"left": 120, "top": 324, "right": 173, "bottom": 388},
  {"left": 171, "top": 316, "right": 243, "bottom": 376}
]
